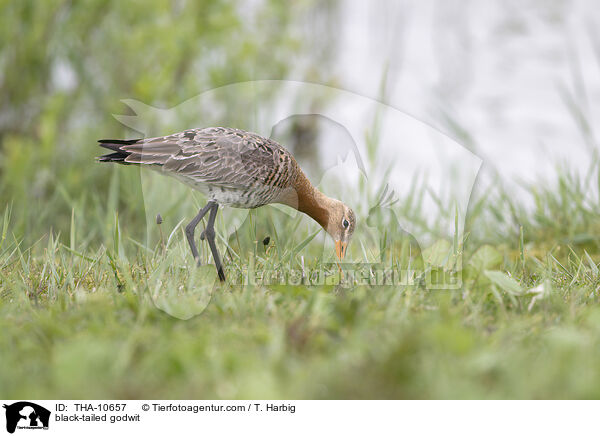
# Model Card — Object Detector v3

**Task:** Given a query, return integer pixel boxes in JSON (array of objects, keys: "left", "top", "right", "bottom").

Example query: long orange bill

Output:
[{"left": 335, "top": 240, "right": 347, "bottom": 260}]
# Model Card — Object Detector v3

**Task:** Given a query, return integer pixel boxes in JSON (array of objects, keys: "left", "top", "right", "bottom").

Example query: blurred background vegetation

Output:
[{"left": 0, "top": 0, "right": 337, "bottom": 246}]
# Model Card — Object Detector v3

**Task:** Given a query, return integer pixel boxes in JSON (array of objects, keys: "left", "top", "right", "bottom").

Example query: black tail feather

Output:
[
  {"left": 97, "top": 138, "right": 141, "bottom": 164},
  {"left": 98, "top": 138, "right": 141, "bottom": 145},
  {"left": 98, "top": 152, "right": 131, "bottom": 163},
  {"left": 98, "top": 138, "right": 140, "bottom": 151}
]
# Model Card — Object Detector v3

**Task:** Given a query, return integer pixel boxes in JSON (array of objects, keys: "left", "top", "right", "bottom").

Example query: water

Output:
[{"left": 333, "top": 0, "right": 600, "bottom": 191}]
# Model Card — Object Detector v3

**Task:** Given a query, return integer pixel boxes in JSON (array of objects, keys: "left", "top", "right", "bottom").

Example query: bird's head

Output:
[{"left": 325, "top": 200, "right": 356, "bottom": 260}]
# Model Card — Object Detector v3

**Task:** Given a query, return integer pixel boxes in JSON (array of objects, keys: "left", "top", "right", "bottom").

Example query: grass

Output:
[
  {"left": 3, "top": 0, "right": 600, "bottom": 400},
  {"left": 2, "top": 157, "right": 600, "bottom": 399}
]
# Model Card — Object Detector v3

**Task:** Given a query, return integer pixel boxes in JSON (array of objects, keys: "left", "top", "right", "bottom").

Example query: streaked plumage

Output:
[{"left": 98, "top": 127, "right": 356, "bottom": 281}]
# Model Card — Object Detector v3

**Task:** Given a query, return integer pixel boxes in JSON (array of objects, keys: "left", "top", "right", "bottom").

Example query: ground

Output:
[{"left": 2, "top": 167, "right": 600, "bottom": 399}]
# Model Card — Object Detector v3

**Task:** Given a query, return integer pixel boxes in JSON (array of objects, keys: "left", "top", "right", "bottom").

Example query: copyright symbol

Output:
[{"left": 142, "top": 404, "right": 150, "bottom": 411}]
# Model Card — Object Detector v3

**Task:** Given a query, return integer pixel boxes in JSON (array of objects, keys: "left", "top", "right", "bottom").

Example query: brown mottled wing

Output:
[{"left": 121, "top": 127, "right": 294, "bottom": 191}]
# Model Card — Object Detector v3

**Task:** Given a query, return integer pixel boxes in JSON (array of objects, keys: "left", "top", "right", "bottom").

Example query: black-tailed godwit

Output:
[{"left": 98, "top": 127, "right": 356, "bottom": 281}]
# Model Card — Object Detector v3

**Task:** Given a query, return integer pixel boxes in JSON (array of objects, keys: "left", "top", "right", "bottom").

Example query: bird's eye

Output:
[{"left": 342, "top": 219, "right": 349, "bottom": 229}]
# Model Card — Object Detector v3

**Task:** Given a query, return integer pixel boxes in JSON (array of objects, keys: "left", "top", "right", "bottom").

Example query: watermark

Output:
[
  {"left": 226, "top": 264, "right": 460, "bottom": 289},
  {"left": 3, "top": 402, "right": 50, "bottom": 434},
  {"left": 109, "top": 80, "right": 481, "bottom": 318}
]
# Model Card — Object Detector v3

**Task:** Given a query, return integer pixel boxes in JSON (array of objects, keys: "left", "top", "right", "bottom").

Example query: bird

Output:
[{"left": 97, "top": 126, "right": 356, "bottom": 281}]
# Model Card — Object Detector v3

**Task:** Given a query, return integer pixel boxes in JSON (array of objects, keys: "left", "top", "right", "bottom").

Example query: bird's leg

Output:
[
  {"left": 185, "top": 202, "right": 213, "bottom": 264},
  {"left": 204, "top": 203, "right": 226, "bottom": 282}
]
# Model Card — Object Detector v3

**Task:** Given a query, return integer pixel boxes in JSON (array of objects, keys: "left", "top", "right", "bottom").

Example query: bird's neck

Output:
[
  {"left": 290, "top": 171, "right": 331, "bottom": 231},
  {"left": 299, "top": 187, "right": 331, "bottom": 231}
]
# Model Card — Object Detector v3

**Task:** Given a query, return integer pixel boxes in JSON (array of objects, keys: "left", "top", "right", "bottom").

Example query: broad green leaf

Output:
[
  {"left": 484, "top": 270, "right": 523, "bottom": 295},
  {"left": 470, "top": 245, "right": 502, "bottom": 272},
  {"left": 422, "top": 239, "right": 452, "bottom": 267},
  {"left": 584, "top": 250, "right": 599, "bottom": 276}
]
